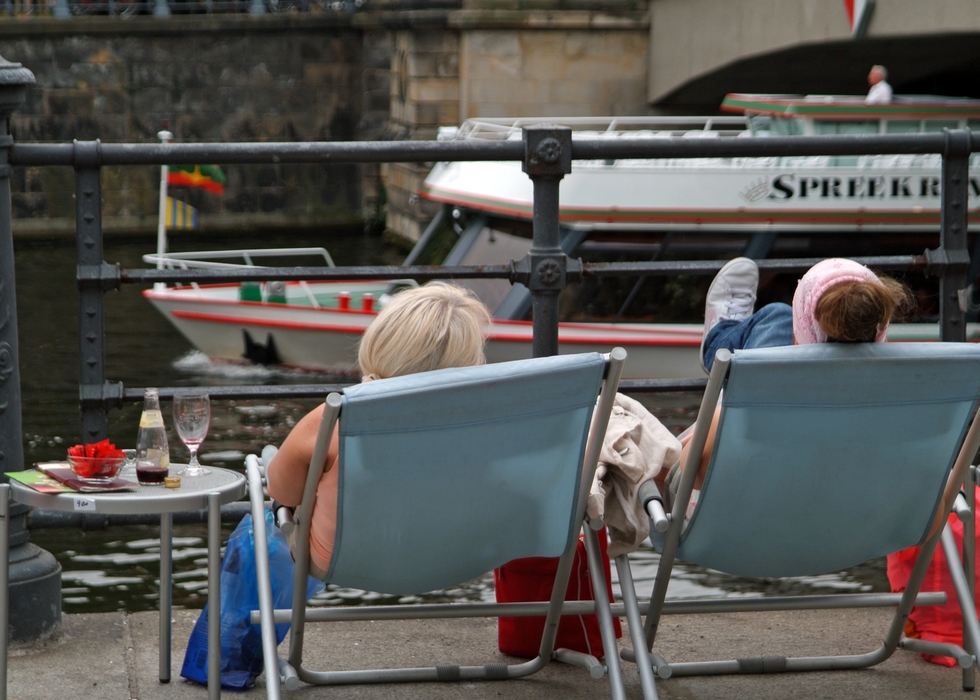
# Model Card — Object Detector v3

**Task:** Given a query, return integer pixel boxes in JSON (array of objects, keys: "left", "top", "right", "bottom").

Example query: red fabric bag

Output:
[
  {"left": 886, "top": 486, "right": 980, "bottom": 667},
  {"left": 494, "top": 527, "right": 622, "bottom": 659}
]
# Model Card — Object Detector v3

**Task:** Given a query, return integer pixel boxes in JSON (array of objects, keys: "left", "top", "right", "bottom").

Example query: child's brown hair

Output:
[{"left": 814, "top": 277, "right": 911, "bottom": 343}]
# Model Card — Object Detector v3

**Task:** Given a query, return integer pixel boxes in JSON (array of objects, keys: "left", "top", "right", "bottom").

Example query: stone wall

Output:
[
  {"left": 384, "top": 28, "right": 459, "bottom": 243},
  {"left": 460, "top": 26, "right": 649, "bottom": 118},
  {"left": 0, "top": 8, "right": 651, "bottom": 242},
  {"left": 0, "top": 16, "right": 381, "bottom": 238}
]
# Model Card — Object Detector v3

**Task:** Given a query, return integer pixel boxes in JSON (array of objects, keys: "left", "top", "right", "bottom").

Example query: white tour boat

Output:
[
  {"left": 143, "top": 93, "right": 980, "bottom": 379},
  {"left": 424, "top": 94, "right": 980, "bottom": 233}
]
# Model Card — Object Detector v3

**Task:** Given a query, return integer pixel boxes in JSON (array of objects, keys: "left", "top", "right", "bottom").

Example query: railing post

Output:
[
  {"left": 0, "top": 55, "right": 63, "bottom": 644},
  {"left": 74, "top": 140, "right": 123, "bottom": 443},
  {"left": 519, "top": 126, "right": 575, "bottom": 358},
  {"left": 939, "top": 129, "right": 972, "bottom": 342}
]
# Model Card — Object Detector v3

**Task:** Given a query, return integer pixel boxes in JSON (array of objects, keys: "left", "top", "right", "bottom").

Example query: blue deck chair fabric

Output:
[
  {"left": 327, "top": 353, "right": 605, "bottom": 594},
  {"left": 680, "top": 342, "right": 980, "bottom": 577},
  {"left": 246, "top": 350, "right": 646, "bottom": 700},
  {"left": 627, "top": 342, "right": 980, "bottom": 690}
]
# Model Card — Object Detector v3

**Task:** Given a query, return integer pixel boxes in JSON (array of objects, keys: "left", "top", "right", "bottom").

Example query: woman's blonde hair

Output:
[
  {"left": 357, "top": 282, "right": 491, "bottom": 380},
  {"left": 815, "top": 277, "right": 911, "bottom": 343}
]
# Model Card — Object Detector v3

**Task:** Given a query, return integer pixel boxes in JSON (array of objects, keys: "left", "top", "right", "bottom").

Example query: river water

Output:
[{"left": 12, "top": 231, "right": 888, "bottom": 615}]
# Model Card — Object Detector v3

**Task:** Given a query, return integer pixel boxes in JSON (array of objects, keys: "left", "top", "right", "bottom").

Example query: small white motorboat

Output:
[{"left": 142, "top": 244, "right": 706, "bottom": 379}]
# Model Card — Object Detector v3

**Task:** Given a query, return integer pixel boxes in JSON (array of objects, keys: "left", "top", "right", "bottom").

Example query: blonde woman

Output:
[{"left": 266, "top": 282, "right": 491, "bottom": 578}]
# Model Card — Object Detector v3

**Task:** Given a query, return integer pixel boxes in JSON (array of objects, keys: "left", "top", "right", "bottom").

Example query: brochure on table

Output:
[{"left": 8, "top": 462, "right": 139, "bottom": 494}]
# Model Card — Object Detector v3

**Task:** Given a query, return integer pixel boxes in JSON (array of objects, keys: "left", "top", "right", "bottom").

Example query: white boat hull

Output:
[
  {"left": 423, "top": 157, "right": 980, "bottom": 233},
  {"left": 145, "top": 283, "right": 980, "bottom": 380}
]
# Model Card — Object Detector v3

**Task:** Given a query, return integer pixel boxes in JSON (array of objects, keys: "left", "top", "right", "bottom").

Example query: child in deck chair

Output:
[
  {"left": 266, "top": 281, "right": 491, "bottom": 579},
  {"left": 682, "top": 256, "right": 978, "bottom": 669},
  {"left": 662, "top": 256, "right": 910, "bottom": 505}
]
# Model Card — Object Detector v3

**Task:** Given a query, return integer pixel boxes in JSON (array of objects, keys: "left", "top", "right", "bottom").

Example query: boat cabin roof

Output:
[{"left": 721, "top": 93, "right": 980, "bottom": 121}]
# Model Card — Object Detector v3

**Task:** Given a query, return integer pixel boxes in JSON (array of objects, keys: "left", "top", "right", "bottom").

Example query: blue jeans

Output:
[{"left": 702, "top": 303, "right": 793, "bottom": 372}]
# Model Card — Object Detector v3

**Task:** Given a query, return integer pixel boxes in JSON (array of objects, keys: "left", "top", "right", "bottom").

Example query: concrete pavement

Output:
[{"left": 5, "top": 606, "right": 977, "bottom": 699}]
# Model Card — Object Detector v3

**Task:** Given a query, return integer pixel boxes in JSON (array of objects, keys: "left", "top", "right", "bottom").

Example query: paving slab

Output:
[{"left": 5, "top": 607, "right": 977, "bottom": 699}]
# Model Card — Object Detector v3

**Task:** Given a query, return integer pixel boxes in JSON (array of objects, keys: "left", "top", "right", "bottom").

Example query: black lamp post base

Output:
[{"left": 7, "top": 543, "right": 61, "bottom": 642}]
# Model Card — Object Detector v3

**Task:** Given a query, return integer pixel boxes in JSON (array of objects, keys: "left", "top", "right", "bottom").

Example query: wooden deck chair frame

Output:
[
  {"left": 620, "top": 343, "right": 980, "bottom": 691},
  {"left": 245, "top": 349, "right": 659, "bottom": 700}
]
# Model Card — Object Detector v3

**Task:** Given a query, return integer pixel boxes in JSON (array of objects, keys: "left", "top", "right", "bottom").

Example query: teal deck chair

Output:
[
  {"left": 245, "top": 349, "right": 655, "bottom": 699},
  {"left": 623, "top": 343, "right": 980, "bottom": 691}
]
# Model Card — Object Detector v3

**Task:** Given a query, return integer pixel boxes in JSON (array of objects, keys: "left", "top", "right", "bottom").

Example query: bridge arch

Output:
[{"left": 649, "top": 0, "right": 980, "bottom": 112}]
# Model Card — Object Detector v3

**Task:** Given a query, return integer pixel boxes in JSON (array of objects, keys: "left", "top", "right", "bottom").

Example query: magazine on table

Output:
[{"left": 8, "top": 462, "right": 139, "bottom": 494}]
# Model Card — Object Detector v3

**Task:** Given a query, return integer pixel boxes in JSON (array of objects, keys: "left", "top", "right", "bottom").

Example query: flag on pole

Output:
[
  {"left": 167, "top": 164, "right": 226, "bottom": 195},
  {"left": 165, "top": 196, "right": 199, "bottom": 230},
  {"left": 843, "top": 0, "right": 874, "bottom": 38}
]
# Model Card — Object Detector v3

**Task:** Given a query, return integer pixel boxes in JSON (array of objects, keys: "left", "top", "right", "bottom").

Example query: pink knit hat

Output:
[{"left": 792, "top": 258, "right": 888, "bottom": 345}]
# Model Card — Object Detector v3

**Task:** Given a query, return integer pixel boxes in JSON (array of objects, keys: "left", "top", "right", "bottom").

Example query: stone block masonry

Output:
[
  {"left": 0, "top": 16, "right": 377, "bottom": 238},
  {"left": 0, "top": 8, "right": 650, "bottom": 243}
]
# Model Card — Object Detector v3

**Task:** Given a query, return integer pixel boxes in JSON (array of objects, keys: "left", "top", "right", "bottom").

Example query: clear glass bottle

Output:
[{"left": 135, "top": 388, "right": 170, "bottom": 484}]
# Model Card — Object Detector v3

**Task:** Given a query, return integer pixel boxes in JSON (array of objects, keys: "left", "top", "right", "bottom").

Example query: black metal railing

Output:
[{"left": 2, "top": 127, "right": 977, "bottom": 441}]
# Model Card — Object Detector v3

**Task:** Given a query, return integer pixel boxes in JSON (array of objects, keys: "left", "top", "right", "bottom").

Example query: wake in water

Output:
[{"left": 171, "top": 350, "right": 357, "bottom": 383}]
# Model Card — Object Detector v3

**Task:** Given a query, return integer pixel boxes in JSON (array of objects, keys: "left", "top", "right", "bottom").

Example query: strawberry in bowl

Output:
[{"left": 67, "top": 440, "right": 127, "bottom": 482}]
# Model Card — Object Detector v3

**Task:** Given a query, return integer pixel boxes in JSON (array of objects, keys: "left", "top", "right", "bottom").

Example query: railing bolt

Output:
[
  {"left": 533, "top": 137, "right": 562, "bottom": 166},
  {"left": 536, "top": 259, "right": 562, "bottom": 285}
]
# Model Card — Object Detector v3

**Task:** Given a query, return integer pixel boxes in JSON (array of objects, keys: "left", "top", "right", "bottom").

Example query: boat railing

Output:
[
  {"left": 143, "top": 248, "right": 336, "bottom": 306},
  {"left": 142, "top": 247, "right": 336, "bottom": 269},
  {"left": 446, "top": 115, "right": 749, "bottom": 142}
]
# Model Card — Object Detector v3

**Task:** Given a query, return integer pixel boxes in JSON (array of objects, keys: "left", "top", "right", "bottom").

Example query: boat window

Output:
[
  {"left": 812, "top": 121, "right": 878, "bottom": 135},
  {"left": 484, "top": 216, "right": 534, "bottom": 241},
  {"left": 767, "top": 118, "right": 804, "bottom": 137},
  {"left": 557, "top": 232, "right": 711, "bottom": 323},
  {"left": 885, "top": 120, "right": 921, "bottom": 134},
  {"left": 923, "top": 120, "right": 959, "bottom": 133},
  {"left": 410, "top": 208, "right": 472, "bottom": 266},
  {"left": 456, "top": 226, "right": 532, "bottom": 314},
  {"left": 749, "top": 116, "right": 773, "bottom": 136}
]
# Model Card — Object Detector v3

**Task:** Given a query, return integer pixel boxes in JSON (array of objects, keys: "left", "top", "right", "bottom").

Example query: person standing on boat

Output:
[
  {"left": 866, "top": 64, "right": 893, "bottom": 104},
  {"left": 265, "top": 282, "right": 492, "bottom": 579}
]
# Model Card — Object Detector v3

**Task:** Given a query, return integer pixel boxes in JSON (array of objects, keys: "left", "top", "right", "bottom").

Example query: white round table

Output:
[{"left": 4, "top": 465, "right": 246, "bottom": 700}]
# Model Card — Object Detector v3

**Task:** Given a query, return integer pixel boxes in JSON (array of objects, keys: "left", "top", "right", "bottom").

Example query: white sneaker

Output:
[{"left": 700, "top": 257, "right": 759, "bottom": 372}]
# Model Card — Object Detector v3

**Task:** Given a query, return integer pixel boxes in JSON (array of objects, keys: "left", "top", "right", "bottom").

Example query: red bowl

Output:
[{"left": 67, "top": 455, "right": 126, "bottom": 482}]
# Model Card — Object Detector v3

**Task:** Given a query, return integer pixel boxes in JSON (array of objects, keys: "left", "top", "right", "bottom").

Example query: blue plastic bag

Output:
[{"left": 180, "top": 510, "right": 325, "bottom": 690}]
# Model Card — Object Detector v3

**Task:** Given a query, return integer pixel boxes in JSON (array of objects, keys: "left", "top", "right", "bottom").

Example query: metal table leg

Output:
[
  {"left": 159, "top": 512, "right": 173, "bottom": 683},
  {"left": 208, "top": 492, "right": 220, "bottom": 700},
  {"left": 0, "top": 484, "right": 9, "bottom": 700}
]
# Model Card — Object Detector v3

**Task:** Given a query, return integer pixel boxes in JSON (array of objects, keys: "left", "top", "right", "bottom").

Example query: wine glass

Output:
[{"left": 173, "top": 391, "right": 211, "bottom": 477}]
